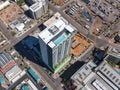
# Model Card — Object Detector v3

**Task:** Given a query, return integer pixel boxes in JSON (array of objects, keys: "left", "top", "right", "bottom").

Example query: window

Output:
[
  {"left": 115, "top": 79, "right": 119, "bottom": 83},
  {"left": 106, "top": 71, "right": 110, "bottom": 74},
  {"left": 112, "top": 76, "right": 116, "bottom": 80},
  {"left": 82, "top": 72, "right": 86, "bottom": 76},
  {"left": 89, "top": 64, "right": 92, "bottom": 68},
  {"left": 109, "top": 73, "right": 113, "bottom": 77},
  {"left": 104, "top": 68, "right": 107, "bottom": 72},
  {"left": 85, "top": 66, "right": 88, "bottom": 70},
  {"left": 118, "top": 82, "right": 120, "bottom": 85},
  {"left": 101, "top": 66, "right": 104, "bottom": 70}
]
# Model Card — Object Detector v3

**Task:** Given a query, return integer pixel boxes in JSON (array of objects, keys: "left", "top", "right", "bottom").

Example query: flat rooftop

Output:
[
  {"left": 43, "top": 12, "right": 61, "bottom": 27},
  {"left": 108, "top": 46, "right": 120, "bottom": 58},
  {"left": 0, "top": 2, "right": 23, "bottom": 25},
  {"left": 83, "top": 72, "right": 114, "bottom": 90},
  {"left": 71, "top": 61, "right": 96, "bottom": 82},
  {"left": 98, "top": 59, "right": 120, "bottom": 88},
  {"left": 71, "top": 60, "right": 119, "bottom": 90},
  {"left": 5, "top": 65, "right": 22, "bottom": 81},
  {"left": 29, "top": 2, "right": 42, "bottom": 12},
  {"left": 70, "top": 33, "right": 90, "bottom": 57},
  {"left": 39, "top": 17, "right": 76, "bottom": 48}
]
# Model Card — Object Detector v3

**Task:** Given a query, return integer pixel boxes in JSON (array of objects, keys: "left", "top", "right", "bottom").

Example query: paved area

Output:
[
  {"left": 0, "top": 0, "right": 119, "bottom": 90},
  {"left": 14, "top": 41, "right": 63, "bottom": 90}
]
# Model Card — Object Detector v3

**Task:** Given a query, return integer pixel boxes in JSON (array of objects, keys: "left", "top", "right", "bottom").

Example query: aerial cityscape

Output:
[{"left": 0, "top": 0, "right": 120, "bottom": 90}]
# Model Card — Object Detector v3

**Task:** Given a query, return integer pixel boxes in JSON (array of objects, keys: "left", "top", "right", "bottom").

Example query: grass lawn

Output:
[{"left": 54, "top": 56, "right": 71, "bottom": 73}]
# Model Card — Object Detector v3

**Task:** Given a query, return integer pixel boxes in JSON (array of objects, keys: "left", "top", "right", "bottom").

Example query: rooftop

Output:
[
  {"left": 43, "top": 12, "right": 61, "bottom": 27},
  {"left": 38, "top": 17, "right": 76, "bottom": 48},
  {"left": 5, "top": 65, "right": 22, "bottom": 81},
  {"left": 108, "top": 46, "right": 120, "bottom": 58},
  {"left": 28, "top": 68, "right": 40, "bottom": 82},
  {"left": 71, "top": 59, "right": 120, "bottom": 90},
  {"left": 0, "top": 51, "right": 12, "bottom": 68},
  {"left": 98, "top": 58, "right": 120, "bottom": 88},
  {"left": 29, "top": 2, "right": 42, "bottom": 12},
  {"left": 71, "top": 60, "right": 96, "bottom": 82},
  {"left": 82, "top": 72, "right": 114, "bottom": 90}
]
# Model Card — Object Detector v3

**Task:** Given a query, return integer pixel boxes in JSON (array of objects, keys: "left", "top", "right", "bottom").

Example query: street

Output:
[
  {"left": 14, "top": 42, "right": 63, "bottom": 90},
  {"left": 0, "top": 0, "right": 119, "bottom": 90}
]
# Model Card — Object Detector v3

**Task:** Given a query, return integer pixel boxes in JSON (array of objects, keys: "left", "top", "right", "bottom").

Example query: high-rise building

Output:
[
  {"left": 26, "top": 0, "right": 47, "bottom": 6},
  {"left": 29, "top": 0, "right": 48, "bottom": 19},
  {"left": 38, "top": 18, "right": 76, "bottom": 72},
  {"left": 71, "top": 55, "right": 120, "bottom": 90}
]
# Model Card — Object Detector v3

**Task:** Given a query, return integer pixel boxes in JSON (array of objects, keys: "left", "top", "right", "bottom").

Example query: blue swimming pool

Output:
[
  {"left": 0, "top": 77, "right": 4, "bottom": 84},
  {"left": 116, "top": 69, "right": 120, "bottom": 74},
  {"left": 54, "top": 33, "right": 69, "bottom": 45},
  {"left": 22, "top": 85, "right": 30, "bottom": 90}
]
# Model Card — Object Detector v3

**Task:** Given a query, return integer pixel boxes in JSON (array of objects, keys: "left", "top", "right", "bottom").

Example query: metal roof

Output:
[
  {"left": 5, "top": 65, "right": 21, "bottom": 81},
  {"left": 0, "top": 51, "right": 12, "bottom": 68}
]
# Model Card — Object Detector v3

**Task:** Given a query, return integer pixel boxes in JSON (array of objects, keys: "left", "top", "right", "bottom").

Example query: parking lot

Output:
[
  {"left": 64, "top": 1, "right": 109, "bottom": 35},
  {"left": 65, "top": 1, "right": 95, "bottom": 29}
]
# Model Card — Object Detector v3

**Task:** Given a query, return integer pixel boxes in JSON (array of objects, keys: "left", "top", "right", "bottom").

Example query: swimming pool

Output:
[
  {"left": 0, "top": 77, "right": 4, "bottom": 84},
  {"left": 22, "top": 85, "right": 30, "bottom": 90},
  {"left": 54, "top": 32, "right": 69, "bottom": 45}
]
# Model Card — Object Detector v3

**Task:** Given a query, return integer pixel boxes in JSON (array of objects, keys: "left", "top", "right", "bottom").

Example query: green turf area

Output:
[
  {"left": 54, "top": 56, "right": 71, "bottom": 73},
  {"left": 17, "top": 0, "right": 25, "bottom": 6}
]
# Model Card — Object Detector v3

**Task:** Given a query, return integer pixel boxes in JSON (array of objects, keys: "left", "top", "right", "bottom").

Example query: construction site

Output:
[
  {"left": 64, "top": 0, "right": 107, "bottom": 36},
  {"left": 0, "top": 2, "right": 24, "bottom": 25},
  {"left": 52, "top": 0, "right": 67, "bottom": 6},
  {"left": 71, "top": 33, "right": 92, "bottom": 57}
]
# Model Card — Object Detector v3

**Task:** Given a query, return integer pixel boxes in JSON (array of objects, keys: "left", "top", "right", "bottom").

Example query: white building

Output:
[
  {"left": 29, "top": 0, "right": 48, "bottom": 19},
  {"left": 38, "top": 17, "right": 76, "bottom": 72},
  {"left": 0, "top": 1, "right": 10, "bottom": 11},
  {"left": 5, "top": 65, "right": 26, "bottom": 83},
  {"left": 71, "top": 59, "right": 120, "bottom": 90}
]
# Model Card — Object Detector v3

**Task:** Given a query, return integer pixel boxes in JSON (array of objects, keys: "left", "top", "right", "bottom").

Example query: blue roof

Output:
[
  {"left": 69, "top": 10, "right": 74, "bottom": 14},
  {"left": 28, "top": 68, "right": 40, "bottom": 82},
  {"left": 82, "top": 0, "right": 90, "bottom": 4},
  {"left": 82, "top": 10, "right": 90, "bottom": 20},
  {"left": 97, "top": 51, "right": 104, "bottom": 60},
  {"left": 0, "top": 77, "right": 4, "bottom": 84},
  {"left": 0, "top": 51, "right": 12, "bottom": 68},
  {"left": 70, "top": 8, "right": 75, "bottom": 12},
  {"left": 116, "top": 69, "right": 120, "bottom": 74}
]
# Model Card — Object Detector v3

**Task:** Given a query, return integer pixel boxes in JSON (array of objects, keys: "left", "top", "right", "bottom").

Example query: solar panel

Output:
[{"left": 0, "top": 52, "right": 11, "bottom": 68}]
